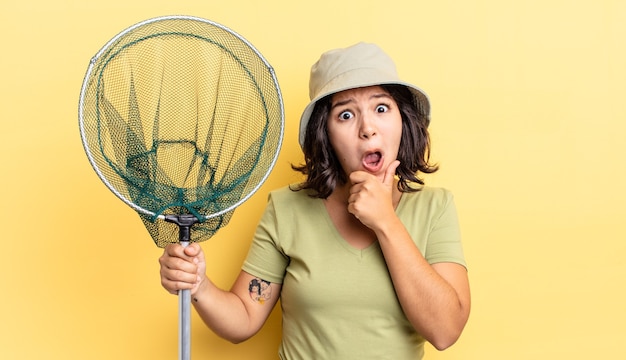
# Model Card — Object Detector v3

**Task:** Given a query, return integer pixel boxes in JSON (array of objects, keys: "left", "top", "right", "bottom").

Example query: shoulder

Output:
[
  {"left": 265, "top": 184, "right": 319, "bottom": 212},
  {"left": 398, "top": 186, "right": 458, "bottom": 225},
  {"left": 403, "top": 186, "right": 455, "bottom": 207},
  {"left": 268, "top": 184, "right": 315, "bottom": 202}
]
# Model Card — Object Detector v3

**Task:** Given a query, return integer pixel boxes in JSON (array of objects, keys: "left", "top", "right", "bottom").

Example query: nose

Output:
[{"left": 359, "top": 115, "right": 377, "bottom": 140}]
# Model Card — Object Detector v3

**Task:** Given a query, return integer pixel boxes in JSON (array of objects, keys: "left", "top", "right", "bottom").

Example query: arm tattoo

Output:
[{"left": 248, "top": 278, "right": 272, "bottom": 305}]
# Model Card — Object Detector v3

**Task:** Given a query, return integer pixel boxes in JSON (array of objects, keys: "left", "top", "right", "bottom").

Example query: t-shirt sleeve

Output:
[
  {"left": 241, "top": 193, "right": 290, "bottom": 284},
  {"left": 424, "top": 190, "right": 467, "bottom": 268}
]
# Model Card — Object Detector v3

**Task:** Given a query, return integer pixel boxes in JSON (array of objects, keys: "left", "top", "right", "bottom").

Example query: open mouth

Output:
[{"left": 362, "top": 151, "right": 383, "bottom": 171}]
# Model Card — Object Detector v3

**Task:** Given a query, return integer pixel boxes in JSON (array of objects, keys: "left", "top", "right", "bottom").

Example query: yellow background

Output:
[{"left": 1, "top": 1, "right": 625, "bottom": 359}]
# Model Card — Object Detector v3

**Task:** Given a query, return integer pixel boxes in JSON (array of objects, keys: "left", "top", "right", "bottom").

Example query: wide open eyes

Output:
[
  {"left": 338, "top": 110, "right": 354, "bottom": 121},
  {"left": 375, "top": 104, "right": 389, "bottom": 113},
  {"left": 338, "top": 104, "right": 389, "bottom": 121}
]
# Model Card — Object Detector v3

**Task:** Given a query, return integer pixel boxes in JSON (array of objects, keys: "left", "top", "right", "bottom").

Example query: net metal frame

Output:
[{"left": 78, "top": 14, "right": 284, "bottom": 224}]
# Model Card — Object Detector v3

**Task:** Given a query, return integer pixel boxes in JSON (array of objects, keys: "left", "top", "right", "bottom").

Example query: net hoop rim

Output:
[{"left": 78, "top": 15, "right": 285, "bottom": 221}]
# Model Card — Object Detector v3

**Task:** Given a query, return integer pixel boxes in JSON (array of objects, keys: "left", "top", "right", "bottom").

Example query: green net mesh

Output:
[{"left": 79, "top": 16, "right": 283, "bottom": 247}]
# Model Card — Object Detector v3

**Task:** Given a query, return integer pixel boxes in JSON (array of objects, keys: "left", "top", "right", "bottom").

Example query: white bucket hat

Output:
[{"left": 298, "top": 42, "right": 431, "bottom": 148}]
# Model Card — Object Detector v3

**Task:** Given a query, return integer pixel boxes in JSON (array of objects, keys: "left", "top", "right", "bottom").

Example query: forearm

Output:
[
  {"left": 159, "top": 244, "right": 271, "bottom": 343},
  {"left": 375, "top": 217, "right": 470, "bottom": 350},
  {"left": 191, "top": 278, "right": 257, "bottom": 343}
]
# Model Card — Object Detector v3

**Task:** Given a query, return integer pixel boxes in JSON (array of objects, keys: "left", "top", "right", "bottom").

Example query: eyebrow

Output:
[{"left": 330, "top": 92, "right": 392, "bottom": 111}]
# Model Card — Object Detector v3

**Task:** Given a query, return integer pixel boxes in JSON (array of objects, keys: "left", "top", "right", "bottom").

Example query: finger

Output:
[
  {"left": 183, "top": 242, "right": 202, "bottom": 257},
  {"left": 383, "top": 160, "right": 400, "bottom": 187},
  {"left": 164, "top": 243, "right": 187, "bottom": 258},
  {"left": 349, "top": 170, "right": 369, "bottom": 186},
  {"left": 161, "top": 277, "right": 194, "bottom": 294},
  {"left": 160, "top": 246, "right": 185, "bottom": 270},
  {"left": 161, "top": 259, "right": 198, "bottom": 283},
  {"left": 349, "top": 181, "right": 363, "bottom": 195},
  {"left": 159, "top": 248, "right": 197, "bottom": 274},
  {"left": 164, "top": 267, "right": 198, "bottom": 283}
]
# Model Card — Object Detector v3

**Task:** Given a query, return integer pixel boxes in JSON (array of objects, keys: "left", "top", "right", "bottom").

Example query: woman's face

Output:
[{"left": 327, "top": 85, "right": 402, "bottom": 182}]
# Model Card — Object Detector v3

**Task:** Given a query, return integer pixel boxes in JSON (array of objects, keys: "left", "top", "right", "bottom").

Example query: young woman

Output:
[{"left": 159, "top": 42, "right": 470, "bottom": 359}]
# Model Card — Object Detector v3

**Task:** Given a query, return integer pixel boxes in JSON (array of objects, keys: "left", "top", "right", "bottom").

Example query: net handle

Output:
[
  {"left": 179, "top": 243, "right": 191, "bottom": 360},
  {"left": 164, "top": 214, "right": 198, "bottom": 360}
]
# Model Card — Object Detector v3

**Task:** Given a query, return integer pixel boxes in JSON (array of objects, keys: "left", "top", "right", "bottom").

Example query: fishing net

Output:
[
  {"left": 78, "top": 16, "right": 284, "bottom": 248},
  {"left": 78, "top": 16, "right": 284, "bottom": 359}
]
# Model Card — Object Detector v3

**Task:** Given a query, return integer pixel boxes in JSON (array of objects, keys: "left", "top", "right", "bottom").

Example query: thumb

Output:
[
  {"left": 183, "top": 242, "right": 202, "bottom": 257},
  {"left": 383, "top": 160, "right": 400, "bottom": 187}
]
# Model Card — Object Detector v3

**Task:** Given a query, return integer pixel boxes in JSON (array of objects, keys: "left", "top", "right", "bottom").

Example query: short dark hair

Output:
[{"left": 291, "top": 85, "right": 438, "bottom": 198}]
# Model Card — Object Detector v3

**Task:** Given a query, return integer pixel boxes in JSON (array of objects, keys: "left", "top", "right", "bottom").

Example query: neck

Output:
[{"left": 329, "top": 182, "right": 351, "bottom": 205}]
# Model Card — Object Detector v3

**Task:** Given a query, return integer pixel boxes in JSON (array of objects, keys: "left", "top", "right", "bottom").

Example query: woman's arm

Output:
[
  {"left": 374, "top": 224, "right": 470, "bottom": 350},
  {"left": 159, "top": 243, "right": 281, "bottom": 343},
  {"left": 348, "top": 162, "right": 471, "bottom": 350}
]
